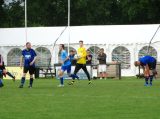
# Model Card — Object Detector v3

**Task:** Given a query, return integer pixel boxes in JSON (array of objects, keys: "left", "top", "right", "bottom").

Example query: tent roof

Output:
[{"left": 0, "top": 24, "right": 160, "bottom": 46}]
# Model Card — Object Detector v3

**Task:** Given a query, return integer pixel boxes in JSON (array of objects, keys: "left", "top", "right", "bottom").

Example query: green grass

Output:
[{"left": 1, "top": 77, "right": 160, "bottom": 119}]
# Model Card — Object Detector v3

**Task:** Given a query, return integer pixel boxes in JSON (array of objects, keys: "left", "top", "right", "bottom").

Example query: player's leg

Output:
[
  {"left": 71, "top": 63, "right": 82, "bottom": 84},
  {"left": 0, "top": 70, "right": 4, "bottom": 87},
  {"left": 152, "top": 60, "right": 157, "bottom": 77},
  {"left": 3, "top": 69, "right": 15, "bottom": 81},
  {"left": 149, "top": 71, "right": 154, "bottom": 86},
  {"left": 99, "top": 72, "right": 103, "bottom": 79},
  {"left": 74, "top": 64, "right": 81, "bottom": 75},
  {"left": 0, "top": 78, "right": 3, "bottom": 87},
  {"left": 67, "top": 65, "right": 79, "bottom": 80},
  {"left": 58, "top": 65, "right": 66, "bottom": 87},
  {"left": 82, "top": 64, "right": 91, "bottom": 84},
  {"left": 149, "top": 61, "right": 157, "bottom": 86},
  {"left": 144, "top": 76, "right": 149, "bottom": 86},
  {"left": 28, "top": 67, "right": 35, "bottom": 88},
  {"left": 69, "top": 64, "right": 81, "bottom": 85},
  {"left": 98, "top": 65, "right": 103, "bottom": 79},
  {"left": 102, "top": 65, "right": 107, "bottom": 79},
  {"left": 19, "top": 67, "right": 28, "bottom": 88},
  {"left": 58, "top": 69, "right": 65, "bottom": 87}
]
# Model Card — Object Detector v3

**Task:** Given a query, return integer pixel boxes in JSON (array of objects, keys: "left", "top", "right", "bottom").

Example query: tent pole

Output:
[
  {"left": 25, "top": 0, "right": 27, "bottom": 43},
  {"left": 67, "top": 0, "right": 70, "bottom": 53}
]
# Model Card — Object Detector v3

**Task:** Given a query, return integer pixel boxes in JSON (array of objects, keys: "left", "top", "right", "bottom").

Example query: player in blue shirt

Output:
[
  {"left": 58, "top": 44, "right": 78, "bottom": 87},
  {"left": 134, "top": 55, "right": 157, "bottom": 86},
  {"left": 19, "top": 42, "right": 37, "bottom": 88},
  {"left": 69, "top": 50, "right": 77, "bottom": 66}
]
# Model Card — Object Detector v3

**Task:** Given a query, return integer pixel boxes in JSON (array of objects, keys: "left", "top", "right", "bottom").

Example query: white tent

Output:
[
  {"left": 0, "top": 24, "right": 160, "bottom": 76},
  {"left": 0, "top": 24, "right": 160, "bottom": 46}
]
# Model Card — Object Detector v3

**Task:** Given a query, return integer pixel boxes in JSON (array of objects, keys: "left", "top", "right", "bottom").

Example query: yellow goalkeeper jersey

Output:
[{"left": 77, "top": 47, "right": 87, "bottom": 64}]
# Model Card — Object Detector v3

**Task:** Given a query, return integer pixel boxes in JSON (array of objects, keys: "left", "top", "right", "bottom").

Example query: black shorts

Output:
[
  {"left": 148, "top": 60, "right": 157, "bottom": 70},
  {"left": 23, "top": 66, "right": 35, "bottom": 75},
  {"left": 0, "top": 66, "right": 5, "bottom": 78}
]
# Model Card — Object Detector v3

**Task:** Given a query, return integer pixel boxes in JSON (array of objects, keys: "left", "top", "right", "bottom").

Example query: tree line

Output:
[{"left": 0, "top": 0, "right": 160, "bottom": 28}]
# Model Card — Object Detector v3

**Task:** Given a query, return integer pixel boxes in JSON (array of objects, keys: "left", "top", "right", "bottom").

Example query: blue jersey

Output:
[
  {"left": 139, "top": 55, "right": 155, "bottom": 66},
  {"left": 22, "top": 49, "right": 37, "bottom": 67},
  {"left": 69, "top": 54, "right": 75, "bottom": 62},
  {"left": 61, "top": 50, "right": 71, "bottom": 66}
]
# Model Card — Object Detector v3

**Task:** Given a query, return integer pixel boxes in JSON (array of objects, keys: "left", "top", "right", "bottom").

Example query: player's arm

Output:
[
  {"left": 30, "top": 50, "right": 37, "bottom": 65},
  {"left": 63, "top": 56, "right": 69, "bottom": 62},
  {"left": 30, "top": 56, "right": 37, "bottom": 65},
  {"left": 20, "top": 56, "right": 23, "bottom": 68}
]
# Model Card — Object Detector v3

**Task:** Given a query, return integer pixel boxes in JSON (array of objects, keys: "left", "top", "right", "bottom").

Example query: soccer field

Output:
[{"left": 0, "top": 78, "right": 160, "bottom": 119}]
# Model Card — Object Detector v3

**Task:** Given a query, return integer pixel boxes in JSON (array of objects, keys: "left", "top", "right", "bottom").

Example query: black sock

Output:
[
  {"left": 21, "top": 77, "right": 25, "bottom": 85},
  {"left": 6, "top": 72, "right": 15, "bottom": 79},
  {"left": 145, "top": 77, "right": 149, "bottom": 84},
  {"left": 30, "top": 78, "right": 33, "bottom": 86},
  {"left": 0, "top": 79, "right": 3, "bottom": 87},
  {"left": 150, "top": 75, "right": 153, "bottom": 84}
]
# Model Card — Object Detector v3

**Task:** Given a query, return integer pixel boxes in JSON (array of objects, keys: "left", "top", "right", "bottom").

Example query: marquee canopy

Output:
[{"left": 0, "top": 24, "right": 160, "bottom": 46}]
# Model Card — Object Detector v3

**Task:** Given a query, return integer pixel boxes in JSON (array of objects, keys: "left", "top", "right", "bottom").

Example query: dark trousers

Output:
[{"left": 74, "top": 63, "right": 90, "bottom": 80}]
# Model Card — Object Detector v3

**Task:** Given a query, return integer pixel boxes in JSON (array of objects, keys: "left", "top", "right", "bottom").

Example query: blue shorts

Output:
[{"left": 61, "top": 64, "right": 71, "bottom": 74}]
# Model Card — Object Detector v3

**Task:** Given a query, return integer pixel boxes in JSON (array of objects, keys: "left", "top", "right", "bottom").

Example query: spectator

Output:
[
  {"left": 97, "top": 48, "right": 107, "bottom": 79},
  {"left": 86, "top": 50, "right": 92, "bottom": 65}
]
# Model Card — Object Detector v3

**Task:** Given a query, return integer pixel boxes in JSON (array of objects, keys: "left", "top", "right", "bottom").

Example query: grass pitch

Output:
[{"left": 0, "top": 77, "right": 160, "bottom": 119}]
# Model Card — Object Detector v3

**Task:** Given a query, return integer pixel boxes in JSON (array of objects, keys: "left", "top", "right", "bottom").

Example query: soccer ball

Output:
[{"left": 74, "top": 54, "right": 80, "bottom": 59}]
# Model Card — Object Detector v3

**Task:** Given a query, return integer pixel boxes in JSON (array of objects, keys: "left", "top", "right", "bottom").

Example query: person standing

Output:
[
  {"left": 97, "top": 48, "right": 107, "bottom": 79},
  {"left": 69, "top": 40, "right": 91, "bottom": 85},
  {"left": 19, "top": 42, "right": 37, "bottom": 88},
  {"left": 86, "top": 50, "right": 92, "bottom": 65}
]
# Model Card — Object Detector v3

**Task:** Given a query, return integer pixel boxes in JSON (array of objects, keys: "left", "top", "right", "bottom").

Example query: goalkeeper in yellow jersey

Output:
[{"left": 69, "top": 40, "right": 91, "bottom": 85}]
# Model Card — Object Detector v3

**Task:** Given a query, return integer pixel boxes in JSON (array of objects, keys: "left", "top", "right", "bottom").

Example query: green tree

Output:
[
  {"left": 27, "top": 0, "right": 68, "bottom": 26},
  {"left": 0, "top": 0, "right": 160, "bottom": 27},
  {"left": 2, "top": 0, "right": 24, "bottom": 27},
  {"left": 0, "top": 0, "right": 6, "bottom": 27},
  {"left": 119, "top": 0, "right": 160, "bottom": 24}
]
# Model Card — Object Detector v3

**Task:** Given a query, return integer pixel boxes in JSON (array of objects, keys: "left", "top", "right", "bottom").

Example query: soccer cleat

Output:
[
  {"left": 75, "top": 75, "right": 79, "bottom": 80},
  {"left": 68, "top": 80, "right": 75, "bottom": 85},
  {"left": 57, "top": 84, "right": 64, "bottom": 87},
  {"left": 12, "top": 76, "right": 16, "bottom": 82},
  {"left": 28, "top": 85, "right": 32, "bottom": 88},
  {"left": 19, "top": 85, "right": 23, "bottom": 88},
  {"left": 68, "top": 81, "right": 74, "bottom": 85},
  {"left": 77, "top": 76, "right": 80, "bottom": 80},
  {"left": 144, "top": 83, "right": 148, "bottom": 86},
  {"left": 149, "top": 83, "right": 152, "bottom": 86},
  {"left": 0, "top": 83, "right": 4, "bottom": 88},
  {"left": 88, "top": 81, "right": 92, "bottom": 85}
]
